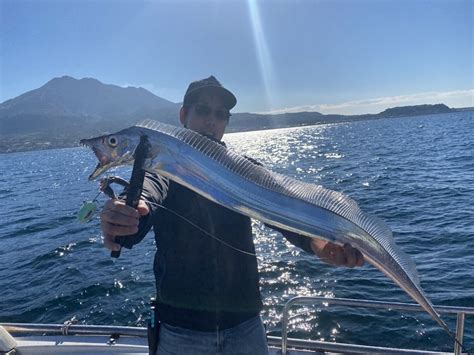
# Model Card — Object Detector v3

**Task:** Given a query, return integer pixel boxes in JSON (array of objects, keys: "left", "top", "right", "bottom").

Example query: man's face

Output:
[{"left": 180, "top": 92, "right": 230, "bottom": 141}]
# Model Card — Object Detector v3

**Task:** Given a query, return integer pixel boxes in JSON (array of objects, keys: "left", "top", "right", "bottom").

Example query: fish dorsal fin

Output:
[{"left": 135, "top": 120, "right": 420, "bottom": 286}]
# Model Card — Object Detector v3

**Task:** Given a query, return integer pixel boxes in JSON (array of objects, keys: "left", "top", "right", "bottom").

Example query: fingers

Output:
[
  {"left": 310, "top": 238, "right": 327, "bottom": 255},
  {"left": 137, "top": 199, "right": 150, "bottom": 216},
  {"left": 342, "top": 243, "right": 357, "bottom": 268},
  {"left": 311, "top": 239, "right": 365, "bottom": 268},
  {"left": 100, "top": 199, "right": 149, "bottom": 245},
  {"left": 343, "top": 243, "right": 365, "bottom": 267},
  {"left": 103, "top": 199, "right": 140, "bottom": 220},
  {"left": 324, "top": 243, "right": 346, "bottom": 266},
  {"left": 101, "top": 217, "right": 139, "bottom": 236},
  {"left": 311, "top": 240, "right": 343, "bottom": 266},
  {"left": 103, "top": 233, "right": 121, "bottom": 251}
]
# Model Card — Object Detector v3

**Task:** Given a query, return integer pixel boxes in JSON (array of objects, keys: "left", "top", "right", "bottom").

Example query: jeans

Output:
[{"left": 156, "top": 315, "right": 269, "bottom": 355}]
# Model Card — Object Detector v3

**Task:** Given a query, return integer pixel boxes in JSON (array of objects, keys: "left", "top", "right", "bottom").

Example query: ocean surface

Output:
[{"left": 1, "top": 111, "right": 473, "bottom": 351}]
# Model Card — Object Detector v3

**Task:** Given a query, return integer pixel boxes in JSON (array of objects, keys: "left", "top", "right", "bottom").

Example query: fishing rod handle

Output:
[{"left": 111, "top": 135, "right": 151, "bottom": 258}]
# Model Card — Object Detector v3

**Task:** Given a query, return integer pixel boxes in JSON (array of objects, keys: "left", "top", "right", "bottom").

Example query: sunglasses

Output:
[{"left": 193, "top": 103, "right": 231, "bottom": 121}]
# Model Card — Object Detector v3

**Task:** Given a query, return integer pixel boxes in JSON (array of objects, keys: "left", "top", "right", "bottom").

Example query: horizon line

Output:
[{"left": 2, "top": 76, "right": 473, "bottom": 117}]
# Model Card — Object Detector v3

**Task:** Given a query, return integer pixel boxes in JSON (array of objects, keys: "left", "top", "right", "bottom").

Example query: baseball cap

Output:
[{"left": 183, "top": 75, "right": 237, "bottom": 110}]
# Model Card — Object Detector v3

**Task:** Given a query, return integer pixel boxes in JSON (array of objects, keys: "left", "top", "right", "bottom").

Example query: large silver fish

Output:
[{"left": 80, "top": 120, "right": 455, "bottom": 341}]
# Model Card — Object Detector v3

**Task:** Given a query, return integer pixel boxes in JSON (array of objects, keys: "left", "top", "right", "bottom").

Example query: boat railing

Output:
[
  {"left": 2, "top": 296, "right": 473, "bottom": 354},
  {"left": 280, "top": 296, "right": 474, "bottom": 355},
  {"left": 1, "top": 323, "right": 147, "bottom": 337}
]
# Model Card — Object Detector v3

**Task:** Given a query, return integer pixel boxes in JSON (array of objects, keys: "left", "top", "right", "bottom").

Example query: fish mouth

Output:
[
  {"left": 80, "top": 139, "right": 114, "bottom": 180},
  {"left": 88, "top": 162, "right": 112, "bottom": 180},
  {"left": 80, "top": 138, "right": 135, "bottom": 180}
]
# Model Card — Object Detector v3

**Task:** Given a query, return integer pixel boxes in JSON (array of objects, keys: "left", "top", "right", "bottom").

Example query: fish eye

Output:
[{"left": 107, "top": 136, "right": 118, "bottom": 147}]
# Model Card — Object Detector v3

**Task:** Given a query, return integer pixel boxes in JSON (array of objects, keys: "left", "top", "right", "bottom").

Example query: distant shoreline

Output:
[
  {"left": 1, "top": 108, "right": 472, "bottom": 154},
  {"left": 2, "top": 75, "right": 472, "bottom": 154},
  {"left": 226, "top": 105, "right": 473, "bottom": 133}
]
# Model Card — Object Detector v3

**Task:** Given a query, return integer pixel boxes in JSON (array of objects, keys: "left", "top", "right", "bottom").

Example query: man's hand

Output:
[
  {"left": 310, "top": 239, "right": 364, "bottom": 268},
  {"left": 100, "top": 199, "right": 150, "bottom": 251}
]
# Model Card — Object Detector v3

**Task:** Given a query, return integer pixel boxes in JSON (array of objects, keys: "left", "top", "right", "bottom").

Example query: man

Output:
[{"left": 100, "top": 76, "right": 364, "bottom": 354}]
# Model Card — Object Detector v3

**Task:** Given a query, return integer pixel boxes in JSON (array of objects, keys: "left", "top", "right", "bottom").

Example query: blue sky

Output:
[{"left": 1, "top": 0, "right": 473, "bottom": 114}]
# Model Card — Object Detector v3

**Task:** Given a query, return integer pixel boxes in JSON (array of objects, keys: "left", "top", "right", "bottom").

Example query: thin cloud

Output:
[{"left": 257, "top": 90, "right": 474, "bottom": 115}]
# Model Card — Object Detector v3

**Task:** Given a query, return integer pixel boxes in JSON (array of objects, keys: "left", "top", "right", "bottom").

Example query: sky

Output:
[{"left": 1, "top": 0, "right": 473, "bottom": 115}]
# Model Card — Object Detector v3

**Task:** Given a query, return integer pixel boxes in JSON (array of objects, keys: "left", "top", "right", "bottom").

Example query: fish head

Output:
[{"left": 80, "top": 131, "right": 141, "bottom": 180}]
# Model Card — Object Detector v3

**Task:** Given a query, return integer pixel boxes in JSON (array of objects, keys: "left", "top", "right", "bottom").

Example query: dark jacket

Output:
[{"left": 123, "top": 168, "right": 314, "bottom": 331}]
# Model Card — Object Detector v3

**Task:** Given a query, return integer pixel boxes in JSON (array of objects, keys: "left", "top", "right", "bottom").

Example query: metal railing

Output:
[
  {"left": 280, "top": 296, "right": 474, "bottom": 355},
  {"left": 1, "top": 323, "right": 147, "bottom": 337},
  {"left": 2, "top": 297, "right": 473, "bottom": 355}
]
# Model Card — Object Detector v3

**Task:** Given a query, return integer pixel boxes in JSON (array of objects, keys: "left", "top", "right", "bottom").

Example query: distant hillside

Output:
[
  {"left": 454, "top": 106, "right": 474, "bottom": 112},
  {"left": 378, "top": 103, "right": 453, "bottom": 118},
  {"left": 0, "top": 75, "right": 467, "bottom": 153},
  {"left": 0, "top": 76, "right": 182, "bottom": 152},
  {"left": 0, "top": 76, "right": 181, "bottom": 134},
  {"left": 228, "top": 111, "right": 324, "bottom": 131},
  {"left": 227, "top": 103, "right": 456, "bottom": 132}
]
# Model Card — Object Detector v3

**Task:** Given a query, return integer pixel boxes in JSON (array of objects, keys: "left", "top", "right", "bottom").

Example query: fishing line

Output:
[
  {"left": 78, "top": 187, "right": 256, "bottom": 256},
  {"left": 77, "top": 176, "right": 130, "bottom": 223},
  {"left": 146, "top": 201, "right": 257, "bottom": 257}
]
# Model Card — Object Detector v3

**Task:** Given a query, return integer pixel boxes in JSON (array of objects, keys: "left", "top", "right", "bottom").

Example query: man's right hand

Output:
[{"left": 100, "top": 199, "right": 150, "bottom": 251}]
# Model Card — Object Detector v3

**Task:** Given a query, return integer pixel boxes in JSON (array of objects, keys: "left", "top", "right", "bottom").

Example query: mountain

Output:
[
  {"left": 0, "top": 76, "right": 183, "bottom": 152},
  {"left": 0, "top": 76, "right": 464, "bottom": 153},
  {"left": 0, "top": 76, "right": 181, "bottom": 134}
]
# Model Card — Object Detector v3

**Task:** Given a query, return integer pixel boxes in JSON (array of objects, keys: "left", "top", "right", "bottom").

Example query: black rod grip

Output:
[{"left": 111, "top": 135, "right": 151, "bottom": 258}]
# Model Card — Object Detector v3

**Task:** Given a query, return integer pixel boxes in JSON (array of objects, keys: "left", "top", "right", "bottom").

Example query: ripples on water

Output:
[{"left": 0, "top": 112, "right": 473, "bottom": 351}]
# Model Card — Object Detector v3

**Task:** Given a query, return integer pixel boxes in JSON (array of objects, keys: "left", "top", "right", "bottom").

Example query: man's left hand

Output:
[{"left": 310, "top": 239, "right": 364, "bottom": 268}]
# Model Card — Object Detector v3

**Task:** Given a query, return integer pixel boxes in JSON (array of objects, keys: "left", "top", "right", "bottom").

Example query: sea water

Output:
[{"left": 1, "top": 111, "right": 473, "bottom": 351}]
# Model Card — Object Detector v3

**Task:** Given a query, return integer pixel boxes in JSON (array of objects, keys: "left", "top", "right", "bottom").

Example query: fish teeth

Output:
[{"left": 79, "top": 140, "right": 91, "bottom": 148}]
